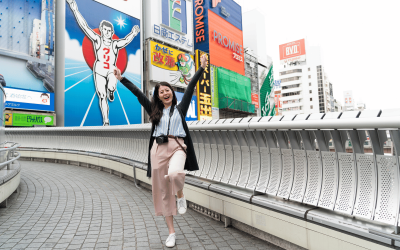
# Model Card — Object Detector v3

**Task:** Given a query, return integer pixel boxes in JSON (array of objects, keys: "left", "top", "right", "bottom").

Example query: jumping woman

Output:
[{"left": 113, "top": 54, "right": 207, "bottom": 248}]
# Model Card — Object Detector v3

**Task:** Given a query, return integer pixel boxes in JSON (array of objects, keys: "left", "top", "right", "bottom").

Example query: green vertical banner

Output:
[
  {"left": 260, "top": 66, "right": 276, "bottom": 117},
  {"left": 210, "top": 65, "right": 219, "bottom": 119}
]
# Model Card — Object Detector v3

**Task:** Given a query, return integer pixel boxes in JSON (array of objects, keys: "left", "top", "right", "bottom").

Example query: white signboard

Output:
[
  {"left": 5, "top": 88, "right": 51, "bottom": 105},
  {"left": 144, "top": 0, "right": 194, "bottom": 53},
  {"left": 344, "top": 90, "right": 353, "bottom": 107}
]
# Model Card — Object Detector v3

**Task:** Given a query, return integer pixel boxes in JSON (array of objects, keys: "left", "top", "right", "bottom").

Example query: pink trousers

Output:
[{"left": 150, "top": 138, "right": 187, "bottom": 217}]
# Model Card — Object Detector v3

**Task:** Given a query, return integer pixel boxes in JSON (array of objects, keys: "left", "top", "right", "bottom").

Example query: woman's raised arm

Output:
[
  {"left": 114, "top": 68, "right": 152, "bottom": 115},
  {"left": 178, "top": 54, "right": 208, "bottom": 116}
]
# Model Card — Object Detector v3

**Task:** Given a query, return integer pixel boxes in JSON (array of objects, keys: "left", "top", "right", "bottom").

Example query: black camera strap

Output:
[{"left": 166, "top": 105, "right": 175, "bottom": 136}]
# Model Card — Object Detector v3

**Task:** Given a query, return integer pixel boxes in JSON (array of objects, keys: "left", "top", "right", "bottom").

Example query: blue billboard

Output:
[
  {"left": 194, "top": 0, "right": 242, "bottom": 52},
  {"left": 175, "top": 92, "right": 198, "bottom": 121},
  {"left": 64, "top": 0, "right": 142, "bottom": 127},
  {"left": 4, "top": 87, "right": 55, "bottom": 112}
]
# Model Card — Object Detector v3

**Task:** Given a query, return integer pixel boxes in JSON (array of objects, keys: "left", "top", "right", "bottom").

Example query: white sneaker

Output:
[
  {"left": 177, "top": 195, "right": 187, "bottom": 215},
  {"left": 165, "top": 233, "right": 176, "bottom": 248}
]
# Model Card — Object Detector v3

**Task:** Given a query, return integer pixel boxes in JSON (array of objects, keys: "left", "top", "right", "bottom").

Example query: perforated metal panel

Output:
[
  {"left": 303, "top": 151, "right": 323, "bottom": 206},
  {"left": 246, "top": 147, "right": 261, "bottom": 190},
  {"left": 353, "top": 154, "right": 376, "bottom": 219},
  {"left": 221, "top": 145, "right": 233, "bottom": 184},
  {"left": 195, "top": 143, "right": 205, "bottom": 176},
  {"left": 255, "top": 147, "right": 271, "bottom": 193},
  {"left": 318, "top": 152, "right": 338, "bottom": 210},
  {"left": 334, "top": 153, "right": 356, "bottom": 214},
  {"left": 213, "top": 145, "right": 226, "bottom": 181},
  {"left": 277, "top": 149, "right": 294, "bottom": 199},
  {"left": 289, "top": 150, "right": 308, "bottom": 202},
  {"left": 229, "top": 145, "right": 242, "bottom": 186},
  {"left": 200, "top": 144, "right": 212, "bottom": 178},
  {"left": 266, "top": 148, "right": 282, "bottom": 195},
  {"left": 206, "top": 144, "right": 219, "bottom": 180},
  {"left": 374, "top": 155, "right": 399, "bottom": 225},
  {"left": 237, "top": 146, "right": 251, "bottom": 188}
]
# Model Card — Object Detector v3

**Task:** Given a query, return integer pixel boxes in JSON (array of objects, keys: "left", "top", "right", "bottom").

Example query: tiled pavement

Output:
[{"left": 0, "top": 161, "right": 284, "bottom": 250}]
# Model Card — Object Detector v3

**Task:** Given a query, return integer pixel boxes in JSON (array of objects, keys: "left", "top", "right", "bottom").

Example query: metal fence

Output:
[{"left": 6, "top": 109, "right": 400, "bottom": 236}]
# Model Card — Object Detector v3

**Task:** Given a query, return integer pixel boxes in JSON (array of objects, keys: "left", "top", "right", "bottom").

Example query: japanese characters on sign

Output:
[
  {"left": 195, "top": 50, "right": 212, "bottom": 120},
  {"left": 149, "top": 41, "right": 195, "bottom": 89},
  {"left": 144, "top": 0, "right": 194, "bottom": 52},
  {"left": 153, "top": 24, "right": 193, "bottom": 48}
]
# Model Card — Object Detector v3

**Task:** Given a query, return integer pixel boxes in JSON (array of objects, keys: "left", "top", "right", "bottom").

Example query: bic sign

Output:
[
  {"left": 162, "top": 0, "right": 187, "bottom": 34},
  {"left": 286, "top": 45, "right": 300, "bottom": 57},
  {"left": 279, "top": 38, "right": 306, "bottom": 63}
]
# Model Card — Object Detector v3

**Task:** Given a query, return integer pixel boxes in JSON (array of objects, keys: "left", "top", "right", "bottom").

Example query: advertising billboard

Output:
[
  {"left": 274, "top": 80, "right": 281, "bottom": 89},
  {"left": 65, "top": 0, "right": 142, "bottom": 127},
  {"left": 260, "top": 66, "right": 275, "bottom": 117},
  {"left": 279, "top": 39, "right": 306, "bottom": 66},
  {"left": 344, "top": 90, "right": 353, "bottom": 107},
  {"left": 175, "top": 92, "right": 198, "bottom": 121},
  {"left": 0, "top": 0, "right": 55, "bottom": 94},
  {"left": 4, "top": 113, "right": 55, "bottom": 127},
  {"left": 195, "top": 50, "right": 212, "bottom": 120},
  {"left": 149, "top": 41, "right": 195, "bottom": 89},
  {"left": 144, "top": 0, "right": 194, "bottom": 52},
  {"left": 194, "top": 0, "right": 243, "bottom": 53},
  {"left": 210, "top": 65, "right": 219, "bottom": 119},
  {"left": 252, "top": 93, "right": 259, "bottom": 109},
  {"left": 208, "top": 11, "right": 245, "bottom": 75},
  {"left": 4, "top": 87, "right": 54, "bottom": 112}
]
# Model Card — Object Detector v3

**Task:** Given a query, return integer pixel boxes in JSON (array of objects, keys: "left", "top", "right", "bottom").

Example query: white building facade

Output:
[{"left": 278, "top": 39, "right": 335, "bottom": 115}]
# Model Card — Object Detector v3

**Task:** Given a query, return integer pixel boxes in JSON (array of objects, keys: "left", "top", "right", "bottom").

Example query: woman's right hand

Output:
[
  {"left": 200, "top": 54, "right": 208, "bottom": 69},
  {"left": 113, "top": 68, "right": 122, "bottom": 81}
]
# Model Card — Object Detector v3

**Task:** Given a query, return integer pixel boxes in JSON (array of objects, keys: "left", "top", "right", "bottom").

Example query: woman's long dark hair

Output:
[{"left": 150, "top": 82, "right": 178, "bottom": 126}]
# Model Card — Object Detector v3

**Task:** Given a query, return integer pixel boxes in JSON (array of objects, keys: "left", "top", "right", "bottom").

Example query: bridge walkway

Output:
[{"left": 0, "top": 161, "right": 282, "bottom": 250}]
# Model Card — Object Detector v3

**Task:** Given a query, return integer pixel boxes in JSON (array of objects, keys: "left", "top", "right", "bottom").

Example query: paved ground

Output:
[{"left": 0, "top": 161, "right": 283, "bottom": 250}]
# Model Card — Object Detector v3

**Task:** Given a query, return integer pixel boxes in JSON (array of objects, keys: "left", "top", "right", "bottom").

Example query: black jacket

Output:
[{"left": 120, "top": 67, "right": 205, "bottom": 177}]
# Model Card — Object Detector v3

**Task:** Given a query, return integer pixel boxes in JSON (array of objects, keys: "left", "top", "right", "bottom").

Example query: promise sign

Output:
[{"left": 195, "top": 50, "right": 212, "bottom": 120}]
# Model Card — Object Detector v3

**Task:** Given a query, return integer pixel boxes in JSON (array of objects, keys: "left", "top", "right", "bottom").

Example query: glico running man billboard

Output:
[
  {"left": 65, "top": 0, "right": 142, "bottom": 127},
  {"left": 0, "top": 0, "right": 55, "bottom": 93}
]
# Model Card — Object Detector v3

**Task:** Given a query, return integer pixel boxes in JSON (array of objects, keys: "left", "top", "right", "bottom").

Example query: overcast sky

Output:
[{"left": 234, "top": 0, "right": 400, "bottom": 110}]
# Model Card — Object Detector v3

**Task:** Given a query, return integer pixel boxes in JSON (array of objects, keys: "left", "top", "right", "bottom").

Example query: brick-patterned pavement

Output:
[{"left": 0, "top": 161, "right": 283, "bottom": 250}]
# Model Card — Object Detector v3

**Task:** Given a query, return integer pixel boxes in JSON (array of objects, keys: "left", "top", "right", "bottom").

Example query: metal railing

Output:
[
  {"left": 6, "top": 109, "right": 400, "bottom": 236},
  {"left": 0, "top": 142, "right": 21, "bottom": 187},
  {"left": 1, "top": 142, "right": 21, "bottom": 170}
]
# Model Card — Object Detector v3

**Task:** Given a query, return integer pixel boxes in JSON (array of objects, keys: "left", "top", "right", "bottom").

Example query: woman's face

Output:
[{"left": 158, "top": 85, "right": 173, "bottom": 107}]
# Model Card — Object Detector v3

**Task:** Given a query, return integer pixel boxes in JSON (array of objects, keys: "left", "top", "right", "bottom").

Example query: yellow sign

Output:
[
  {"left": 195, "top": 50, "right": 212, "bottom": 120},
  {"left": 150, "top": 40, "right": 194, "bottom": 71},
  {"left": 4, "top": 113, "right": 12, "bottom": 126}
]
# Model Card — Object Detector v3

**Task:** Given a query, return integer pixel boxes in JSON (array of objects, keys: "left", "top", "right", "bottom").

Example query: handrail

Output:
[
  {"left": 0, "top": 151, "right": 20, "bottom": 171},
  {"left": 6, "top": 109, "right": 400, "bottom": 234},
  {"left": 0, "top": 142, "right": 21, "bottom": 171}
]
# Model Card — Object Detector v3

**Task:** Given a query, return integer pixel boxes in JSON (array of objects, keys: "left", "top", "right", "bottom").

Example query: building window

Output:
[
  {"left": 308, "top": 68, "right": 310, "bottom": 71},
  {"left": 310, "top": 105, "right": 313, "bottom": 109},
  {"left": 279, "top": 69, "right": 302, "bottom": 76},
  {"left": 309, "top": 82, "right": 311, "bottom": 86},
  {"left": 309, "top": 90, "right": 312, "bottom": 94},
  {"left": 282, "top": 91, "right": 301, "bottom": 97},
  {"left": 308, "top": 75, "right": 311, "bottom": 79},
  {"left": 282, "top": 84, "right": 300, "bottom": 90},
  {"left": 310, "top": 98, "right": 312, "bottom": 101},
  {"left": 281, "top": 76, "right": 301, "bottom": 83}
]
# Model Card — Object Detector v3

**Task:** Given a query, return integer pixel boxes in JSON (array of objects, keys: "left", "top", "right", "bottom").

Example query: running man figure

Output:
[{"left": 67, "top": 0, "right": 140, "bottom": 126}]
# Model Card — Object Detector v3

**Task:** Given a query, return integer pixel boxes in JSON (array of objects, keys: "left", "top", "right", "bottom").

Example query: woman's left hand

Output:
[
  {"left": 200, "top": 54, "right": 208, "bottom": 69},
  {"left": 113, "top": 68, "right": 123, "bottom": 81}
]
